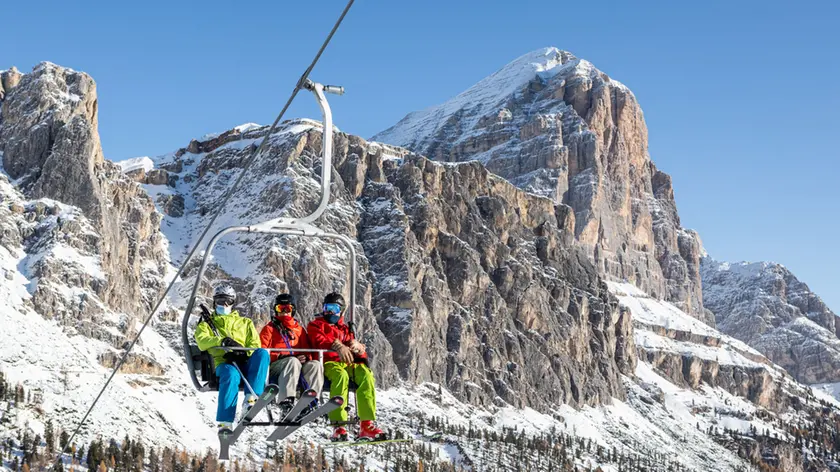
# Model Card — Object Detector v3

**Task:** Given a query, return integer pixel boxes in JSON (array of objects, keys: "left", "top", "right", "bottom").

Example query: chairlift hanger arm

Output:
[{"left": 292, "top": 81, "right": 336, "bottom": 225}]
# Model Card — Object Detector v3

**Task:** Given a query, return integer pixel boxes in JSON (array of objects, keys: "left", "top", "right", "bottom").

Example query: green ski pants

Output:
[{"left": 324, "top": 361, "right": 376, "bottom": 422}]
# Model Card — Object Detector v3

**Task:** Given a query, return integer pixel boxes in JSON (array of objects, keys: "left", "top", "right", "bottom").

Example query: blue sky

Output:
[{"left": 6, "top": 0, "right": 839, "bottom": 313}]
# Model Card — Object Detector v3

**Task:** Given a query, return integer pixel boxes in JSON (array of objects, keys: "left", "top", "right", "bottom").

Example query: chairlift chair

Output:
[
  {"left": 178, "top": 80, "right": 362, "bottom": 458},
  {"left": 180, "top": 79, "right": 356, "bottom": 393}
]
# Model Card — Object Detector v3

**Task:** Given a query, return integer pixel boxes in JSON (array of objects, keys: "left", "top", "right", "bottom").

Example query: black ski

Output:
[
  {"left": 218, "top": 384, "right": 280, "bottom": 460},
  {"left": 264, "top": 389, "right": 318, "bottom": 441},
  {"left": 267, "top": 394, "right": 344, "bottom": 442}
]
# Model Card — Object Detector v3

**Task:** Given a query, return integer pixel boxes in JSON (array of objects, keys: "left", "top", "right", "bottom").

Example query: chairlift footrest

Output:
[{"left": 243, "top": 421, "right": 301, "bottom": 427}]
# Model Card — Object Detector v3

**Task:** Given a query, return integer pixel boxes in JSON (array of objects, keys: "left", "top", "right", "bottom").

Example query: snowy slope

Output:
[
  {"left": 607, "top": 282, "right": 840, "bottom": 470},
  {"left": 0, "top": 176, "right": 219, "bottom": 453},
  {"left": 812, "top": 382, "right": 840, "bottom": 404},
  {"left": 609, "top": 282, "right": 767, "bottom": 363}
]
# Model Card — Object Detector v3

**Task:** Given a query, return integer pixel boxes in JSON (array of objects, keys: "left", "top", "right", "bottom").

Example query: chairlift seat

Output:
[{"left": 191, "top": 343, "right": 257, "bottom": 392}]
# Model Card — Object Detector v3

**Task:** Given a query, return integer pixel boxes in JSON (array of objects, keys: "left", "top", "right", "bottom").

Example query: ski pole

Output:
[
  {"left": 230, "top": 361, "right": 257, "bottom": 397},
  {"left": 199, "top": 304, "right": 221, "bottom": 336}
]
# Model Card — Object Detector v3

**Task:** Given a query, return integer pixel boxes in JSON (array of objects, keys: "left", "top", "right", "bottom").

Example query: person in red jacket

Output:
[
  {"left": 259, "top": 293, "right": 324, "bottom": 412},
  {"left": 307, "top": 292, "right": 387, "bottom": 442}
]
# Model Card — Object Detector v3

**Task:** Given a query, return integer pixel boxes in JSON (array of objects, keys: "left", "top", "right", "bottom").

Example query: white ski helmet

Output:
[{"left": 213, "top": 285, "right": 236, "bottom": 304}]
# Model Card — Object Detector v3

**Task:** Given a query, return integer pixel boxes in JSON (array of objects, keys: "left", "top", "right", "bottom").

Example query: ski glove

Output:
[
  {"left": 223, "top": 352, "right": 249, "bottom": 364},
  {"left": 221, "top": 337, "right": 243, "bottom": 348},
  {"left": 349, "top": 339, "right": 366, "bottom": 355},
  {"left": 223, "top": 350, "right": 249, "bottom": 364},
  {"left": 221, "top": 337, "right": 247, "bottom": 363},
  {"left": 332, "top": 340, "right": 354, "bottom": 364}
]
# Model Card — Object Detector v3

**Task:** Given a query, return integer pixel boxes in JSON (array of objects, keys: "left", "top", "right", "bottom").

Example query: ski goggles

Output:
[
  {"left": 213, "top": 295, "right": 235, "bottom": 306},
  {"left": 274, "top": 303, "right": 293, "bottom": 314},
  {"left": 323, "top": 303, "right": 343, "bottom": 315}
]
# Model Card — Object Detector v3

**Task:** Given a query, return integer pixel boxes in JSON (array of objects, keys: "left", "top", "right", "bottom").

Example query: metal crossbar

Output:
[{"left": 218, "top": 347, "right": 330, "bottom": 365}]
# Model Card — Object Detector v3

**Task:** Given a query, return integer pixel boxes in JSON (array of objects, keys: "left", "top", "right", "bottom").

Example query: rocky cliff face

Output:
[
  {"left": 151, "top": 122, "right": 635, "bottom": 410},
  {"left": 373, "top": 48, "right": 710, "bottom": 324},
  {"left": 0, "top": 63, "right": 168, "bottom": 348},
  {"left": 701, "top": 256, "right": 840, "bottom": 384}
]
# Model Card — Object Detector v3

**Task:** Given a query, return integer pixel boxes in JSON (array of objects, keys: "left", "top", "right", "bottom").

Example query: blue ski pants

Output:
[{"left": 215, "top": 348, "right": 269, "bottom": 422}]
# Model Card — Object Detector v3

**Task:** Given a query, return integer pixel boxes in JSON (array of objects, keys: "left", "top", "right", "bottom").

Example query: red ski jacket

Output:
[
  {"left": 259, "top": 316, "right": 313, "bottom": 362},
  {"left": 306, "top": 315, "right": 368, "bottom": 364}
]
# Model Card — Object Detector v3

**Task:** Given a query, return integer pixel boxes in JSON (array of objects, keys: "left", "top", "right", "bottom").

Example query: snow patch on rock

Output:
[{"left": 115, "top": 156, "right": 154, "bottom": 174}]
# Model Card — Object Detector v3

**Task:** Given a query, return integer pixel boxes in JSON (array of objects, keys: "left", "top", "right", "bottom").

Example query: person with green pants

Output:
[{"left": 306, "top": 292, "right": 388, "bottom": 442}]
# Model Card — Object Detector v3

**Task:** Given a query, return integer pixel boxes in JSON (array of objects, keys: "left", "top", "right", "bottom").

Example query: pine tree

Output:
[
  {"left": 149, "top": 447, "right": 159, "bottom": 472},
  {"left": 45, "top": 419, "right": 55, "bottom": 453},
  {"left": 33, "top": 434, "right": 42, "bottom": 462},
  {"left": 131, "top": 441, "right": 145, "bottom": 472},
  {"left": 22, "top": 429, "right": 33, "bottom": 465},
  {"left": 59, "top": 430, "right": 70, "bottom": 453},
  {"left": 86, "top": 440, "right": 101, "bottom": 471}
]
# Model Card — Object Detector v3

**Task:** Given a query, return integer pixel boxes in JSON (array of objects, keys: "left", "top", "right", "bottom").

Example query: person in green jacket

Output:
[{"left": 194, "top": 285, "right": 269, "bottom": 431}]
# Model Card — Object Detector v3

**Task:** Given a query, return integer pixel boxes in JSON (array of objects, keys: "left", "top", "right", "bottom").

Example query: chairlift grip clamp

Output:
[{"left": 300, "top": 78, "right": 316, "bottom": 91}]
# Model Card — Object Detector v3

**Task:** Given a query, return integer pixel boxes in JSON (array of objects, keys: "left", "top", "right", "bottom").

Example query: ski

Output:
[
  {"left": 325, "top": 438, "right": 412, "bottom": 448},
  {"left": 218, "top": 384, "right": 280, "bottom": 460},
  {"left": 267, "top": 394, "right": 344, "bottom": 442},
  {"left": 264, "top": 389, "right": 317, "bottom": 441}
]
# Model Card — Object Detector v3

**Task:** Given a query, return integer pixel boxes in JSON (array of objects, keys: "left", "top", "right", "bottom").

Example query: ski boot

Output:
[
  {"left": 357, "top": 420, "right": 387, "bottom": 441},
  {"left": 331, "top": 425, "right": 349, "bottom": 442},
  {"left": 294, "top": 398, "right": 319, "bottom": 422},
  {"left": 277, "top": 397, "right": 295, "bottom": 418},
  {"left": 217, "top": 421, "right": 234, "bottom": 433},
  {"left": 241, "top": 395, "right": 257, "bottom": 418}
]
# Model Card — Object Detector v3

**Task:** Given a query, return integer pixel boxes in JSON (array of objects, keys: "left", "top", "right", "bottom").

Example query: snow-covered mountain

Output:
[
  {"left": 0, "top": 63, "right": 218, "bottom": 454},
  {"left": 374, "top": 47, "right": 709, "bottom": 325},
  {"left": 702, "top": 256, "right": 840, "bottom": 385},
  {"left": 2, "top": 55, "right": 840, "bottom": 472}
]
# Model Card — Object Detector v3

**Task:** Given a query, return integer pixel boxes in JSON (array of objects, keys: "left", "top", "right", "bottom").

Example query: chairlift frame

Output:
[{"left": 180, "top": 79, "right": 356, "bottom": 392}]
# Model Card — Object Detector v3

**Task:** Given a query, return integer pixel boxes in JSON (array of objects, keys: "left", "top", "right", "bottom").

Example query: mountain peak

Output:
[
  {"left": 372, "top": 47, "right": 579, "bottom": 146},
  {"left": 372, "top": 46, "right": 707, "bottom": 321}
]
